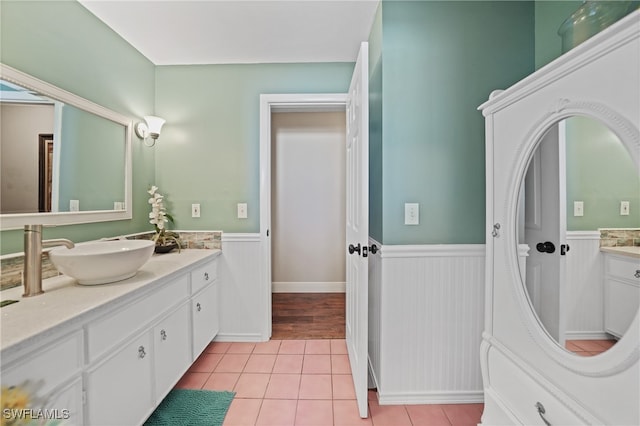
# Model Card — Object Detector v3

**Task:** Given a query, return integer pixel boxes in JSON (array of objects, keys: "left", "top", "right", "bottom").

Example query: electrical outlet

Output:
[
  {"left": 404, "top": 203, "right": 419, "bottom": 225},
  {"left": 237, "top": 203, "right": 248, "bottom": 219},
  {"left": 573, "top": 201, "right": 584, "bottom": 217},
  {"left": 70, "top": 199, "right": 79, "bottom": 212},
  {"left": 192, "top": 203, "right": 201, "bottom": 218},
  {"left": 620, "top": 201, "right": 630, "bottom": 216}
]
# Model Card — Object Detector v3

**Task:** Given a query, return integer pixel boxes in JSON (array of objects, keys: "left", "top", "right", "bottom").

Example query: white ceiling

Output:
[{"left": 79, "top": 0, "right": 380, "bottom": 65}]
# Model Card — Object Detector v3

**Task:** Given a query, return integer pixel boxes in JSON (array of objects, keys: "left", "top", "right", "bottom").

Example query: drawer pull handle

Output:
[
  {"left": 196, "top": 302, "right": 202, "bottom": 312},
  {"left": 160, "top": 329, "right": 167, "bottom": 341},
  {"left": 204, "top": 272, "right": 210, "bottom": 281},
  {"left": 138, "top": 346, "right": 146, "bottom": 359},
  {"left": 535, "top": 402, "right": 551, "bottom": 426},
  {"left": 635, "top": 270, "right": 640, "bottom": 279}
]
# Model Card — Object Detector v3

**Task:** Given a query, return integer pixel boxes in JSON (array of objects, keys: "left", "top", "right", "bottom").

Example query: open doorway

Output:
[
  {"left": 258, "top": 93, "right": 348, "bottom": 340},
  {"left": 270, "top": 110, "right": 347, "bottom": 339}
]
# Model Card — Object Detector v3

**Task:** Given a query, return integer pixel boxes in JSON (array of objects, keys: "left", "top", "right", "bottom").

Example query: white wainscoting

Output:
[
  {"left": 216, "top": 233, "right": 269, "bottom": 342},
  {"left": 565, "top": 231, "right": 607, "bottom": 340},
  {"left": 368, "top": 240, "right": 485, "bottom": 404}
]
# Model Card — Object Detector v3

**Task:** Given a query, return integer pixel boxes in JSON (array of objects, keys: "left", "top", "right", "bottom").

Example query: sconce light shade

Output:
[
  {"left": 144, "top": 116, "right": 166, "bottom": 139},
  {"left": 135, "top": 115, "right": 166, "bottom": 147}
]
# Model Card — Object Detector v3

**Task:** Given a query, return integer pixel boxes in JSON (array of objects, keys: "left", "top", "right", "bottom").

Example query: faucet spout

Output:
[
  {"left": 43, "top": 238, "right": 75, "bottom": 249},
  {"left": 23, "top": 225, "right": 75, "bottom": 297}
]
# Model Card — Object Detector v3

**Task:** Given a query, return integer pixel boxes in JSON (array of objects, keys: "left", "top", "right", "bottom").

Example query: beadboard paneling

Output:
[
  {"left": 216, "top": 233, "right": 267, "bottom": 342},
  {"left": 368, "top": 237, "right": 382, "bottom": 391},
  {"left": 373, "top": 243, "right": 485, "bottom": 404},
  {"left": 565, "top": 231, "right": 606, "bottom": 339}
]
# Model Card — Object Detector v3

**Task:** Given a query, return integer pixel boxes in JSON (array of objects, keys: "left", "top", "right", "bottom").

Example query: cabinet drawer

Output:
[
  {"left": 85, "top": 332, "right": 154, "bottom": 426},
  {"left": 191, "top": 260, "right": 218, "bottom": 295},
  {"left": 87, "top": 275, "right": 189, "bottom": 361},
  {"left": 192, "top": 283, "right": 220, "bottom": 359},
  {"left": 154, "top": 303, "right": 191, "bottom": 401},
  {"left": 606, "top": 255, "right": 640, "bottom": 282},
  {"left": 1, "top": 331, "right": 83, "bottom": 397}
]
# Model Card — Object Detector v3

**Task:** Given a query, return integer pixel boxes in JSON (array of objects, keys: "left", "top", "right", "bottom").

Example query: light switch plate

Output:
[
  {"left": 70, "top": 199, "right": 79, "bottom": 212},
  {"left": 237, "top": 203, "right": 248, "bottom": 219},
  {"left": 192, "top": 203, "right": 201, "bottom": 218},
  {"left": 404, "top": 203, "right": 419, "bottom": 225},
  {"left": 573, "top": 201, "right": 584, "bottom": 217},
  {"left": 620, "top": 201, "right": 630, "bottom": 216}
]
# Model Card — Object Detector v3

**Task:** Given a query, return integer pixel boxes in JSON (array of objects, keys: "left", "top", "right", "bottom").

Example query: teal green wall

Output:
[
  {"left": 534, "top": 1, "right": 582, "bottom": 69},
  {"left": 535, "top": 2, "right": 640, "bottom": 231},
  {"left": 0, "top": 1, "right": 155, "bottom": 254},
  {"left": 59, "top": 106, "right": 126, "bottom": 211},
  {"left": 377, "top": 1, "right": 534, "bottom": 245},
  {"left": 154, "top": 63, "right": 354, "bottom": 232},
  {"left": 565, "top": 117, "right": 640, "bottom": 230},
  {"left": 369, "top": 4, "right": 384, "bottom": 243}
]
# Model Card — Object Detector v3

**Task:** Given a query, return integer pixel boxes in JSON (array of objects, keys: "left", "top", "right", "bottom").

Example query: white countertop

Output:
[
  {"left": 1, "top": 249, "right": 221, "bottom": 356},
  {"left": 600, "top": 246, "right": 640, "bottom": 259}
]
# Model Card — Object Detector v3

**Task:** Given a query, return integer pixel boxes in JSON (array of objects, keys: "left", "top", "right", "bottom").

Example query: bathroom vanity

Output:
[
  {"left": 0, "top": 249, "right": 220, "bottom": 426},
  {"left": 480, "top": 10, "right": 639, "bottom": 426},
  {"left": 601, "top": 247, "right": 640, "bottom": 338}
]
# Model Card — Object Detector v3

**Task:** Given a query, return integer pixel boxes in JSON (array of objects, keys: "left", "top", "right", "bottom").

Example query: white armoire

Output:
[{"left": 479, "top": 10, "right": 639, "bottom": 426}]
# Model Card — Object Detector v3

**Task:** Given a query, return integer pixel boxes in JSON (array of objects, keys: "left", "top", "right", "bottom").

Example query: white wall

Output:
[
  {"left": 271, "top": 111, "right": 346, "bottom": 292},
  {"left": 0, "top": 103, "right": 54, "bottom": 213}
]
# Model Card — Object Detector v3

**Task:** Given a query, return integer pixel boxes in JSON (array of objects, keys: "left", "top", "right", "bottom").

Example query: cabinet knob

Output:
[
  {"left": 160, "top": 329, "right": 167, "bottom": 341},
  {"left": 635, "top": 270, "right": 640, "bottom": 279},
  {"left": 138, "top": 346, "right": 146, "bottom": 359},
  {"left": 196, "top": 302, "right": 202, "bottom": 312},
  {"left": 204, "top": 272, "right": 210, "bottom": 281}
]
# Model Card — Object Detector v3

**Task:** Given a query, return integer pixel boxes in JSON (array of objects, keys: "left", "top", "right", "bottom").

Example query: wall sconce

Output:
[{"left": 135, "top": 115, "right": 166, "bottom": 147}]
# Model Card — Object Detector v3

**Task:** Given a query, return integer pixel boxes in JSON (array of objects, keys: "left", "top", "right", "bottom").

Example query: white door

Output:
[
  {"left": 523, "top": 121, "right": 567, "bottom": 344},
  {"left": 345, "top": 41, "right": 369, "bottom": 419}
]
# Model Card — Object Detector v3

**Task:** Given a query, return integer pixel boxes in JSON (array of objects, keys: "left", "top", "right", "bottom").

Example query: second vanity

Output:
[
  {"left": 0, "top": 249, "right": 221, "bottom": 426},
  {"left": 600, "top": 246, "right": 640, "bottom": 338}
]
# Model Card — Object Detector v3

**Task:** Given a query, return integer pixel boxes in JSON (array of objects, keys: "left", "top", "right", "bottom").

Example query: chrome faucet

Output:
[{"left": 23, "top": 225, "right": 75, "bottom": 297}]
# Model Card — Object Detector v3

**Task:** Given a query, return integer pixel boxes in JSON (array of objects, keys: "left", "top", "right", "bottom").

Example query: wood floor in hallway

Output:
[{"left": 272, "top": 293, "right": 345, "bottom": 340}]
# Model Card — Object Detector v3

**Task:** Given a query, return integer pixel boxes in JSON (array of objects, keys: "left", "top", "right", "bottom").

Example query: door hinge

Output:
[{"left": 266, "top": 229, "right": 270, "bottom": 237}]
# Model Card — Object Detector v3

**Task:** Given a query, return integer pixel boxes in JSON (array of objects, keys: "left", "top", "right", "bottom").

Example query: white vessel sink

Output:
[{"left": 48, "top": 240, "right": 155, "bottom": 285}]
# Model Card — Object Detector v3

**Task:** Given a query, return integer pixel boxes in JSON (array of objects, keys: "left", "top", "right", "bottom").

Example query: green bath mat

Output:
[{"left": 144, "top": 389, "right": 235, "bottom": 426}]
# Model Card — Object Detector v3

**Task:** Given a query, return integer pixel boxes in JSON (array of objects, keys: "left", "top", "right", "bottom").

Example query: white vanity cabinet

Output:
[
  {"left": 0, "top": 249, "right": 221, "bottom": 426},
  {"left": 1, "top": 331, "right": 84, "bottom": 425},
  {"left": 191, "top": 260, "right": 220, "bottom": 359},
  {"left": 85, "top": 331, "right": 154, "bottom": 426},
  {"left": 604, "top": 252, "right": 640, "bottom": 338},
  {"left": 153, "top": 302, "right": 192, "bottom": 400}
]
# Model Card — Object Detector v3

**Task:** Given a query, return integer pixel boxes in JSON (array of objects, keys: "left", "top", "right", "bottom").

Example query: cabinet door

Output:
[
  {"left": 154, "top": 303, "right": 191, "bottom": 401},
  {"left": 192, "top": 283, "right": 220, "bottom": 359},
  {"left": 85, "top": 333, "right": 153, "bottom": 426}
]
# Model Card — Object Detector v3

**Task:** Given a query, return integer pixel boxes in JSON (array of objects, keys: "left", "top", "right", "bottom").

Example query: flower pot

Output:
[{"left": 154, "top": 242, "right": 178, "bottom": 254}]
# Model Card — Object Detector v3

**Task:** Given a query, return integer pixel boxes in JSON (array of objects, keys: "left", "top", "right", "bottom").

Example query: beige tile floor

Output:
[{"left": 174, "top": 339, "right": 484, "bottom": 426}]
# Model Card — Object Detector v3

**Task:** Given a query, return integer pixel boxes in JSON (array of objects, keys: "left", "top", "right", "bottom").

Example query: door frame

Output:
[{"left": 259, "top": 93, "right": 348, "bottom": 339}]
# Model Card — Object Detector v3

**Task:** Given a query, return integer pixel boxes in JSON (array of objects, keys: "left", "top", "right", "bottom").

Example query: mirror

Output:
[
  {"left": 517, "top": 115, "right": 640, "bottom": 356},
  {"left": 0, "top": 64, "right": 132, "bottom": 229}
]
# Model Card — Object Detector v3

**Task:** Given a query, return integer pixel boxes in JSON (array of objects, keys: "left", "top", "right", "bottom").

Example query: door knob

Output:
[
  {"left": 369, "top": 244, "right": 379, "bottom": 255},
  {"left": 536, "top": 241, "right": 556, "bottom": 254},
  {"left": 348, "top": 243, "right": 361, "bottom": 255}
]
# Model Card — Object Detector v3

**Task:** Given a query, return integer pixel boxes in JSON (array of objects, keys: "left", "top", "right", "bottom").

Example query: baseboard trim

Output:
[
  {"left": 377, "top": 390, "right": 484, "bottom": 405},
  {"left": 214, "top": 333, "right": 267, "bottom": 343},
  {"left": 272, "top": 282, "right": 346, "bottom": 293},
  {"left": 565, "top": 331, "right": 611, "bottom": 340}
]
